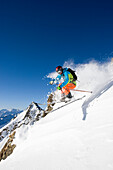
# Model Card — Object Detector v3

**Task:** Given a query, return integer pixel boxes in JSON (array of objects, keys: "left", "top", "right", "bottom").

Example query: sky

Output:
[{"left": 0, "top": 0, "right": 113, "bottom": 110}]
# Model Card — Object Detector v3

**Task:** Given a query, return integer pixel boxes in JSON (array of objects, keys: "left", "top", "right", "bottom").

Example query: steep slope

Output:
[
  {"left": 0, "top": 102, "right": 44, "bottom": 161},
  {"left": 0, "top": 79, "right": 113, "bottom": 170}
]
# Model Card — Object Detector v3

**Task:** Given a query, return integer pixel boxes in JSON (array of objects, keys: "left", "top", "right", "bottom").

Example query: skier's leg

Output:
[
  {"left": 62, "top": 86, "right": 70, "bottom": 95},
  {"left": 58, "top": 83, "right": 66, "bottom": 100},
  {"left": 66, "top": 83, "right": 76, "bottom": 90},
  {"left": 62, "top": 83, "right": 76, "bottom": 98}
]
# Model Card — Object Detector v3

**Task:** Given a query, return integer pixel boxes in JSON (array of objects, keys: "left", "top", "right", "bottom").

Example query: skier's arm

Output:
[
  {"left": 50, "top": 74, "right": 62, "bottom": 85},
  {"left": 55, "top": 74, "right": 62, "bottom": 81},
  {"left": 60, "top": 72, "right": 69, "bottom": 88}
]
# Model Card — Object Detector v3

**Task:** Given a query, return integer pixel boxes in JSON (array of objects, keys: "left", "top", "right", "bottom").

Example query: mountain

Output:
[
  {"left": 0, "top": 102, "right": 44, "bottom": 142},
  {"left": 0, "top": 109, "right": 23, "bottom": 129},
  {"left": 0, "top": 61, "right": 113, "bottom": 170}
]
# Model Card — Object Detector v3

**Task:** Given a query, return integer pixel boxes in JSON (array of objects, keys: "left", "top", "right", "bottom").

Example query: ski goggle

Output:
[{"left": 57, "top": 70, "right": 62, "bottom": 74}]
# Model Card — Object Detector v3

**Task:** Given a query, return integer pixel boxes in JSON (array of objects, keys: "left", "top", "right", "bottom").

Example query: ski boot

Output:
[
  {"left": 64, "top": 92, "right": 73, "bottom": 102},
  {"left": 66, "top": 92, "right": 72, "bottom": 98}
]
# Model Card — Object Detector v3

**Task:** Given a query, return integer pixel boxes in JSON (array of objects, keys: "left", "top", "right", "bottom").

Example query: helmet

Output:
[{"left": 56, "top": 66, "right": 63, "bottom": 74}]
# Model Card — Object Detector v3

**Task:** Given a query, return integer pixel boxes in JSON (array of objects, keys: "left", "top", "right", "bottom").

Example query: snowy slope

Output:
[
  {"left": 0, "top": 61, "right": 113, "bottom": 170},
  {"left": 0, "top": 102, "right": 43, "bottom": 148}
]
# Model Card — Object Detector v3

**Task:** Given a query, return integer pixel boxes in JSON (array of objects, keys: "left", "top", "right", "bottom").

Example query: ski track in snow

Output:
[{"left": 82, "top": 79, "right": 113, "bottom": 120}]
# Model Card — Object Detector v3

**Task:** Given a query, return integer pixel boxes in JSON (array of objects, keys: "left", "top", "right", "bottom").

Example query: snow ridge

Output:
[{"left": 82, "top": 78, "right": 113, "bottom": 120}]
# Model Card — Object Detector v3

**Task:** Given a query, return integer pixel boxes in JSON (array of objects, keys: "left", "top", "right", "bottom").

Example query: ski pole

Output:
[
  {"left": 50, "top": 83, "right": 92, "bottom": 93},
  {"left": 71, "top": 89, "right": 93, "bottom": 93}
]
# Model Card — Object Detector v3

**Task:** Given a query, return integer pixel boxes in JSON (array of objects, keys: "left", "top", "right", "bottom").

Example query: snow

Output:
[
  {"left": 0, "top": 110, "right": 26, "bottom": 132},
  {"left": 0, "top": 61, "right": 113, "bottom": 170}
]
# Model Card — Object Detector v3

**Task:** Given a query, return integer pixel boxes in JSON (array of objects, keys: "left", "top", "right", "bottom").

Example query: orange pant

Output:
[{"left": 59, "top": 83, "right": 76, "bottom": 95}]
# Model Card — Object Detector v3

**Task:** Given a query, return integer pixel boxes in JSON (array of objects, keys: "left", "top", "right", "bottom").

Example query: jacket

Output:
[{"left": 54, "top": 68, "right": 75, "bottom": 88}]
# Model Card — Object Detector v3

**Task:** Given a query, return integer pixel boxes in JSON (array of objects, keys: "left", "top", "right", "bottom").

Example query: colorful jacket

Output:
[{"left": 53, "top": 68, "right": 76, "bottom": 88}]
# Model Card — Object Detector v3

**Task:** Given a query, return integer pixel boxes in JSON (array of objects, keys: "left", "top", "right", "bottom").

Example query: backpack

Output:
[{"left": 67, "top": 68, "right": 77, "bottom": 81}]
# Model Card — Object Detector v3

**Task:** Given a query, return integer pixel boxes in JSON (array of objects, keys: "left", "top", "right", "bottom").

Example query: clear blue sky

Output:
[{"left": 0, "top": 0, "right": 113, "bottom": 110}]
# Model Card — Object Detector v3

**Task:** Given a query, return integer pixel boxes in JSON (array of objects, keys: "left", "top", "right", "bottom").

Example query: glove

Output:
[
  {"left": 57, "top": 86, "right": 61, "bottom": 90},
  {"left": 49, "top": 81, "right": 54, "bottom": 85}
]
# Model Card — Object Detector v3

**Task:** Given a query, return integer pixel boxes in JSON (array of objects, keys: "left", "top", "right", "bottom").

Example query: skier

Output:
[{"left": 50, "top": 66, "right": 77, "bottom": 101}]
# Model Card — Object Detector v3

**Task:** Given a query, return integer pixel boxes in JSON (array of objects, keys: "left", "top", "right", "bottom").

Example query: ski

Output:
[{"left": 51, "top": 95, "right": 86, "bottom": 113}]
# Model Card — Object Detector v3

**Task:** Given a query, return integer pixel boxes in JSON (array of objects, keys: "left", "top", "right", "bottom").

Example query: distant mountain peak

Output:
[{"left": 0, "top": 109, "right": 23, "bottom": 128}]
